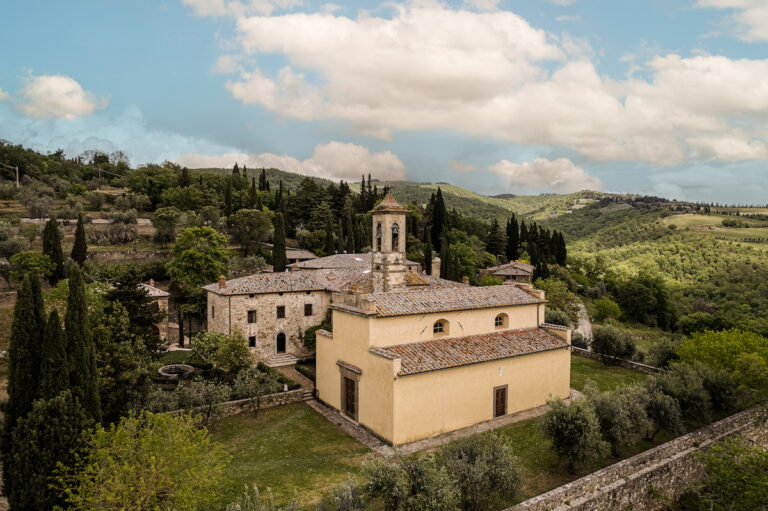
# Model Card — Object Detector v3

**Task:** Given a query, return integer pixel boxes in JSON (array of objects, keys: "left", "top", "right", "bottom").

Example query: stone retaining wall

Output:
[
  {"left": 507, "top": 406, "right": 768, "bottom": 511},
  {"left": 571, "top": 346, "right": 661, "bottom": 374},
  {"left": 173, "top": 388, "right": 305, "bottom": 418}
]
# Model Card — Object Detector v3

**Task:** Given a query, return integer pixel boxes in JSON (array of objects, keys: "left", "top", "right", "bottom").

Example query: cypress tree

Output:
[
  {"left": 272, "top": 213, "right": 287, "bottom": 273},
  {"left": 256, "top": 193, "right": 263, "bottom": 211},
  {"left": 520, "top": 220, "right": 528, "bottom": 245},
  {"left": 324, "top": 218, "right": 335, "bottom": 255},
  {"left": 248, "top": 177, "right": 258, "bottom": 208},
  {"left": 431, "top": 187, "right": 447, "bottom": 251},
  {"left": 486, "top": 219, "right": 505, "bottom": 259},
  {"left": 232, "top": 162, "right": 240, "bottom": 176},
  {"left": 42, "top": 217, "right": 64, "bottom": 286},
  {"left": 6, "top": 390, "right": 91, "bottom": 511},
  {"left": 224, "top": 178, "right": 232, "bottom": 217},
  {"left": 424, "top": 230, "right": 433, "bottom": 276},
  {"left": 242, "top": 164, "right": 247, "bottom": 179},
  {"left": 259, "top": 168, "right": 267, "bottom": 191},
  {"left": 555, "top": 232, "right": 568, "bottom": 266},
  {"left": 71, "top": 214, "right": 88, "bottom": 266},
  {"left": 39, "top": 310, "right": 68, "bottom": 400},
  {"left": 506, "top": 215, "right": 520, "bottom": 261},
  {"left": 179, "top": 166, "right": 191, "bottom": 187},
  {"left": 345, "top": 211, "right": 356, "bottom": 253},
  {"left": 439, "top": 233, "right": 449, "bottom": 279},
  {"left": 336, "top": 219, "right": 344, "bottom": 254},
  {"left": 65, "top": 264, "right": 100, "bottom": 421}
]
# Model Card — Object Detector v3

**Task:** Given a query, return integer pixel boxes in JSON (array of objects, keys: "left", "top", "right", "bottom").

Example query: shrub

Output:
[
  {"left": 592, "top": 296, "right": 621, "bottom": 322},
  {"left": 540, "top": 398, "right": 608, "bottom": 473},
  {"left": 294, "top": 361, "right": 316, "bottom": 383},
  {"left": 232, "top": 368, "right": 282, "bottom": 416},
  {"left": 647, "top": 338, "right": 680, "bottom": 368},
  {"left": 643, "top": 387, "right": 684, "bottom": 441},
  {"left": 588, "top": 385, "right": 650, "bottom": 456},
  {"left": 107, "top": 208, "right": 138, "bottom": 224},
  {"left": 0, "top": 237, "right": 29, "bottom": 259},
  {"left": 478, "top": 275, "right": 504, "bottom": 287},
  {"left": 649, "top": 363, "right": 712, "bottom": 423},
  {"left": 9, "top": 251, "right": 54, "bottom": 281},
  {"left": 571, "top": 332, "right": 589, "bottom": 349},
  {"left": 84, "top": 191, "right": 106, "bottom": 210},
  {"left": 256, "top": 362, "right": 301, "bottom": 390},
  {"left": 545, "top": 308, "right": 570, "bottom": 327},
  {"left": 438, "top": 432, "right": 523, "bottom": 511},
  {"left": 591, "top": 325, "right": 636, "bottom": 362},
  {"left": 26, "top": 196, "right": 53, "bottom": 218}
]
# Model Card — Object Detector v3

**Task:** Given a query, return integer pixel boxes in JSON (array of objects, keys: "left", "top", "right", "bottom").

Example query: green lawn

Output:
[
  {"left": 570, "top": 355, "right": 647, "bottom": 392},
  {"left": 209, "top": 404, "right": 372, "bottom": 509},
  {"left": 159, "top": 350, "right": 190, "bottom": 364},
  {"left": 206, "top": 356, "right": 651, "bottom": 508}
]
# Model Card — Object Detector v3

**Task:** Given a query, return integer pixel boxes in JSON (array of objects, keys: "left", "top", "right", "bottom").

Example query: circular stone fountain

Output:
[{"left": 158, "top": 363, "right": 195, "bottom": 380}]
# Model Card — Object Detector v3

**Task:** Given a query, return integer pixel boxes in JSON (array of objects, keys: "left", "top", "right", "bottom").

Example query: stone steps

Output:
[{"left": 265, "top": 353, "right": 299, "bottom": 368}]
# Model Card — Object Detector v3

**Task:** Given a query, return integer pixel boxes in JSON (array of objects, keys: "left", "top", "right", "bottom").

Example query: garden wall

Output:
[
  {"left": 571, "top": 346, "right": 660, "bottom": 374},
  {"left": 174, "top": 388, "right": 305, "bottom": 419},
  {"left": 507, "top": 406, "right": 768, "bottom": 511}
]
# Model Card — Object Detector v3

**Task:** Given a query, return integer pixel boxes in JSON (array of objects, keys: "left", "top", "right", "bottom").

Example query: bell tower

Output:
[{"left": 371, "top": 191, "right": 408, "bottom": 293}]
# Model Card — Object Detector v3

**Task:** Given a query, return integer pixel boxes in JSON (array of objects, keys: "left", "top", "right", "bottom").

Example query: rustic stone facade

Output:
[
  {"left": 207, "top": 289, "right": 329, "bottom": 360},
  {"left": 371, "top": 192, "right": 409, "bottom": 293}
]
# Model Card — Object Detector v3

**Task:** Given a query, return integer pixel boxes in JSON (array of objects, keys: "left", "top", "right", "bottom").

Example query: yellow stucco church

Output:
[{"left": 316, "top": 193, "right": 571, "bottom": 446}]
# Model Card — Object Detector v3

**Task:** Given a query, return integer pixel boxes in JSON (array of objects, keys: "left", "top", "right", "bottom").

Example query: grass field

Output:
[{"left": 208, "top": 356, "right": 650, "bottom": 509}]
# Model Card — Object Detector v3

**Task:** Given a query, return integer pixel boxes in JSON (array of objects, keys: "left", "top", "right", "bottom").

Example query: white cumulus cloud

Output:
[
  {"left": 176, "top": 141, "right": 406, "bottom": 182},
  {"left": 489, "top": 157, "right": 602, "bottom": 193},
  {"left": 698, "top": 0, "right": 768, "bottom": 41},
  {"left": 462, "top": 0, "right": 501, "bottom": 11},
  {"left": 199, "top": 2, "right": 768, "bottom": 167},
  {"left": 17, "top": 74, "right": 107, "bottom": 120}
]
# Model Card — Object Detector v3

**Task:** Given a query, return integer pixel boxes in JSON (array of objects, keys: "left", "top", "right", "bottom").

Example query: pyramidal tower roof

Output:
[{"left": 371, "top": 190, "right": 408, "bottom": 213}]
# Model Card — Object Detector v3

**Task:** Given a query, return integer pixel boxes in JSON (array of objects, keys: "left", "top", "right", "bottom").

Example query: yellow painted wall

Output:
[
  {"left": 391, "top": 347, "right": 570, "bottom": 444},
  {"left": 316, "top": 311, "right": 398, "bottom": 442},
  {"left": 367, "top": 303, "right": 541, "bottom": 348}
]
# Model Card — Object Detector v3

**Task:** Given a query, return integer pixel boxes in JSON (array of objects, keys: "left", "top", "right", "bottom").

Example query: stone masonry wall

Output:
[
  {"left": 208, "top": 289, "right": 330, "bottom": 361},
  {"left": 172, "top": 388, "right": 305, "bottom": 418},
  {"left": 571, "top": 346, "right": 661, "bottom": 374},
  {"left": 507, "top": 406, "right": 768, "bottom": 511}
]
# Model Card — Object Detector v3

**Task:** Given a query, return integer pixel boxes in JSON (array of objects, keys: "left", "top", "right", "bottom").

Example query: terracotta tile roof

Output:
[
  {"left": 287, "top": 252, "right": 420, "bottom": 270},
  {"left": 370, "top": 327, "right": 569, "bottom": 376},
  {"left": 541, "top": 322, "right": 569, "bottom": 331},
  {"left": 364, "top": 284, "right": 544, "bottom": 317},
  {"left": 485, "top": 261, "right": 534, "bottom": 275},
  {"left": 139, "top": 283, "right": 169, "bottom": 298},
  {"left": 493, "top": 268, "right": 531, "bottom": 277},
  {"left": 286, "top": 248, "right": 318, "bottom": 260}
]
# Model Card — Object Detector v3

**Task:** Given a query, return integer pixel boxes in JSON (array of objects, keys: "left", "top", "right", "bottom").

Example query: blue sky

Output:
[{"left": 1, "top": 0, "right": 767, "bottom": 203}]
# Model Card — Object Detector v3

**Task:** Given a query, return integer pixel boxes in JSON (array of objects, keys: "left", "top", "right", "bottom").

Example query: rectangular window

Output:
[
  {"left": 304, "top": 304, "right": 313, "bottom": 316},
  {"left": 248, "top": 336, "right": 256, "bottom": 348},
  {"left": 247, "top": 310, "right": 257, "bottom": 323},
  {"left": 276, "top": 305, "right": 285, "bottom": 319},
  {"left": 211, "top": 306, "right": 215, "bottom": 319}
]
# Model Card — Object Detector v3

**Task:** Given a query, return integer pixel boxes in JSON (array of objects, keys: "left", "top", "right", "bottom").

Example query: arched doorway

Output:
[{"left": 276, "top": 332, "right": 286, "bottom": 354}]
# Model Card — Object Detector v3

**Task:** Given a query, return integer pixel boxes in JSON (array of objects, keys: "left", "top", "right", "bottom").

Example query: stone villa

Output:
[
  {"left": 315, "top": 193, "right": 571, "bottom": 445},
  {"left": 479, "top": 260, "right": 534, "bottom": 283}
]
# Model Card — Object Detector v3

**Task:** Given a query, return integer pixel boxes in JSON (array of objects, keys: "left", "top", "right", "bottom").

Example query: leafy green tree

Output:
[
  {"left": 363, "top": 454, "right": 459, "bottom": 511},
  {"left": 6, "top": 391, "right": 92, "bottom": 511},
  {"left": 38, "top": 310, "right": 68, "bottom": 400},
  {"left": 188, "top": 331, "right": 223, "bottom": 367},
  {"left": 612, "top": 271, "right": 676, "bottom": 330},
  {"left": 648, "top": 363, "right": 711, "bottom": 423},
  {"left": 643, "top": 387, "right": 684, "bottom": 440},
  {"left": 689, "top": 438, "right": 768, "bottom": 511},
  {"left": 216, "top": 329, "right": 254, "bottom": 376},
  {"left": 272, "top": 212, "right": 287, "bottom": 272},
  {"left": 587, "top": 385, "right": 650, "bottom": 456},
  {"left": 233, "top": 367, "right": 282, "bottom": 417},
  {"left": 9, "top": 251, "right": 54, "bottom": 281},
  {"left": 152, "top": 206, "right": 183, "bottom": 243},
  {"left": 71, "top": 214, "right": 88, "bottom": 265},
  {"left": 535, "top": 276, "right": 581, "bottom": 326},
  {"left": 592, "top": 296, "right": 621, "bottom": 322},
  {"left": 544, "top": 308, "right": 570, "bottom": 327},
  {"left": 228, "top": 208, "right": 272, "bottom": 256},
  {"left": 42, "top": 216, "right": 64, "bottom": 285},
  {"left": 591, "top": 325, "right": 636, "bottom": 362},
  {"left": 55, "top": 411, "right": 231, "bottom": 511},
  {"left": 540, "top": 398, "right": 608, "bottom": 473},
  {"left": 66, "top": 264, "right": 101, "bottom": 421},
  {"left": 438, "top": 433, "right": 523, "bottom": 511},
  {"left": 224, "top": 177, "right": 233, "bottom": 217},
  {"left": 677, "top": 329, "right": 768, "bottom": 372}
]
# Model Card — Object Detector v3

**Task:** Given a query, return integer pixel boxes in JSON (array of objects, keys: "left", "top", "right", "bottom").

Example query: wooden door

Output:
[
  {"left": 343, "top": 377, "right": 357, "bottom": 420},
  {"left": 276, "top": 333, "right": 286, "bottom": 353},
  {"left": 494, "top": 386, "right": 507, "bottom": 418}
]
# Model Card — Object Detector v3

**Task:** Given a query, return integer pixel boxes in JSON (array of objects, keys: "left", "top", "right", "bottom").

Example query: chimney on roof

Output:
[
  {"left": 149, "top": 278, "right": 155, "bottom": 288},
  {"left": 462, "top": 276, "right": 470, "bottom": 285},
  {"left": 218, "top": 275, "right": 226, "bottom": 289}
]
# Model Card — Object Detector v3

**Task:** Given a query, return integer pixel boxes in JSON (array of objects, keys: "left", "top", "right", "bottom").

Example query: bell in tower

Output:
[{"left": 370, "top": 191, "right": 408, "bottom": 293}]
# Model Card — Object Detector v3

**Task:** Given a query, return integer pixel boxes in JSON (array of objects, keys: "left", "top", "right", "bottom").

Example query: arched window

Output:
[
  {"left": 391, "top": 223, "right": 400, "bottom": 252},
  {"left": 495, "top": 313, "right": 508, "bottom": 329},
  {"left": 376, "top": 223, "right": 382, "bottom": 252},
  {"left": 433, "top": 319, "right": 448, "bottom": 337}
]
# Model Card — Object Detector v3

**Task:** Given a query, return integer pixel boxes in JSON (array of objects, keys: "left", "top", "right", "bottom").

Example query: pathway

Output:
[
  {"left": 576, "top": 303, "right": 592, "bottom": 339},
  {"left": 307, "top": 389, "right": 583, "bottom": 457}
]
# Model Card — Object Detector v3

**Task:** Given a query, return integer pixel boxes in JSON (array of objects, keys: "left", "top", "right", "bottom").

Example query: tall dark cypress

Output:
[
  {"left": 431, "top": 187, "right": 447, "bottom": 251},
  {"left": 486, "top": 219, "right": 505, "bottom": 259},
  {"left": 42, "top": 217, "right": 63, "bottom": 286},
  {"left": 555, "top": 232, "right": 568, "bottom": 266},
  {"left": 71, "top": 214, "right": 87, "bottom": 266},
  {"left": 38, "top": 310, "right": 68, "bottom": 400},
  {"left": 272, "top": 213, "right": 287, "bottom": 273},
  {"left": 179, "top": 166, "right": 191, "bottom": 187},
  {"left": 439, "top": 232, "right": 449, "bottom": 279},
  {"left": 248, "top": 177, "right": 258, "bottom": 208},
  {"left": 424, "top": 230, "right": 433, "bottom": 276},
  {"left": 224, "top": 178, "right": 232, "bottom": 217},
  {"left": 345, "top": 211, "right": 356, "bottom": 253},
  {"left": 506, "top": 215, "right": 520, "bottom": 261},
  {"left": 232, "top": 162, "right": 240, "bottom": 176},
  {"left": 324, "top": 218, "right": 335, "bottom": 256},
  {"left": 65, "top": 264, "right": 100, "bottom": 421},
  {"left": 336, "top": 219, "right": 344, "bottom": 254},
  {"left": 259, "top": 168, "right": 267, "bottom": 191},
  {"left": 520, "top": 220, "right": 528, "bottom": 245}
]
